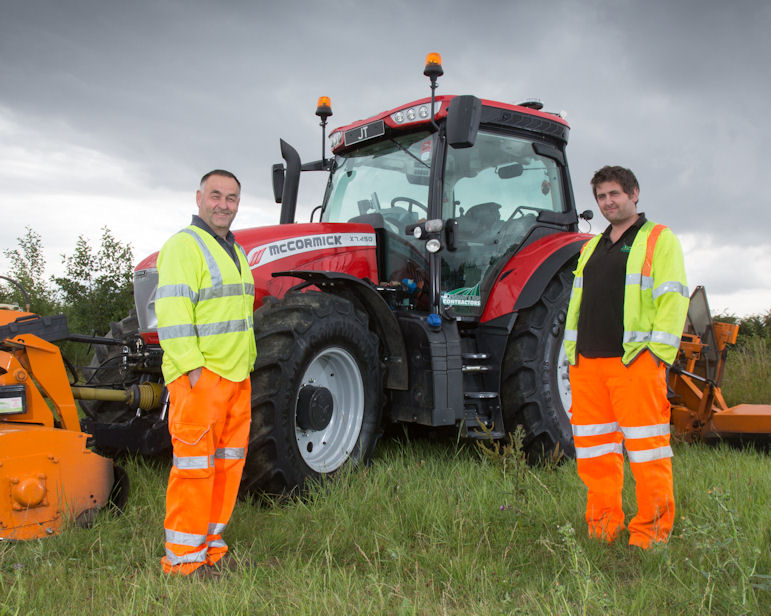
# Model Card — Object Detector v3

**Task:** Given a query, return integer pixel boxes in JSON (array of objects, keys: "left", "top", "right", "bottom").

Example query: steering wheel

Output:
[
  {"left": 497, "top": 205, "right": 540, "bottom": 239},
  {"left": 504, "top": 205, "right": 540, "bottom": 223},
  {"left": 391, "top": 196, "right": 427, "bottom": 214}
]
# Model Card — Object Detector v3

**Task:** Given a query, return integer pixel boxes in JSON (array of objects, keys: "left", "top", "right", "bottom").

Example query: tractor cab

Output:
[{"left": 319, "top": 122, "right": 575, "bottom": 317}]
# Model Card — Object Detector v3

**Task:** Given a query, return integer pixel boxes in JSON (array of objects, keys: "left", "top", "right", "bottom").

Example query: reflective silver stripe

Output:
[
  {"left": 564, "top": 329, "right": 577, "bottom": 342},
  {"left": 173, "top": 454, "right": 213, "bottom": 470},
  {"left": 573, "top": 276, "right": 583, "bottom": 289},
  {"left": 650, "top": 330, "right": 682, "bottom": 349},
  {"left": 209, "top": 522, "right": 227, "bottom": 536},
  {"left": 625, "top": 273, "right": 641, "bottom": 286},
  {"left": 624, "top": 330, "right": 649, "bottom": 343},
  {"left": 165, "top": 546, "right": 208, "bottom": 565},
  {"left": 244, "top": 282, "right": 255, "bottom": 296},
  {"left": 621, "top": 423, "right": 670, "bottom": 440},
  {"left": 215, "top": 447, "right": 245, "bottom": 460},
  {"left": 572, "top": 422, "right": 620, "bottom": 437},
  {"left": 158, "top": 323, "right": 197, "bottom": 340},
  {"left": 165, "top": 528, "right": 207, "bottom": 547},
  {"left": 626, "top": 445, "right": 673, "bottom": 463},
  {"left": 197, "top": 318, "right": 251, "bottom": 337},
  {"left": 156, "top": 284, "right": 198, "bottom": 303},
  {"left": 208, "top": 538, "right": 227, "bottom": 549},
  {"left": 181, "top": 228, "right": 223, "bottom": 288},
  {"left": 653, "top": 281, "right": 689, "bottom": 300},
  {"left": 623, "top": 330, "right": 680, "bottom": 349},
  {"left": 199, "top": 283, "right": 250, "bottom": 302},
  {"left": 575, "top": 442, "right": 623, "bottom": 459}
]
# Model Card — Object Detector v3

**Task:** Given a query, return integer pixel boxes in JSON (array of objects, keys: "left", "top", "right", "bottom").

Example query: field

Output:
[
  {"left": 1, "top": 431, "right": 769, "bottom": 616},
  {"left": 2, "top": 336, "right": 770, "bottom": 615}
]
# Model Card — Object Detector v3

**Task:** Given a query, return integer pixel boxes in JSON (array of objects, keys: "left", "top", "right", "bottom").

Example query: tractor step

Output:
[
  {"left": 462, "top": 352, "right": 492, "bottom": 373},
  {"left": 463, "top": 409, "right": 505, "bottom": 439},
  {"left": 465, "top": 391, "right": 497, "bottom": 399}
]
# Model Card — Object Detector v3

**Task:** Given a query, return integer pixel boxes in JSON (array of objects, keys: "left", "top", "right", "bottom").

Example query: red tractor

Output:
[{"left": 83, "top": 55, "right": 594, "bottom": 495}]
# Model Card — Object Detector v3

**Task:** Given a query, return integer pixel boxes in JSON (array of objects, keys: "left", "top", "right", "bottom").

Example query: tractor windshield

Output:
[
  {"left": 322, "top": 131, "right": 432, "bottom": 230},
  {"left": 440, "top": 130, "right": 567, "bottom": 314},
  {"left": 321, "top": 131, "right": 432, "bottom": 286}
]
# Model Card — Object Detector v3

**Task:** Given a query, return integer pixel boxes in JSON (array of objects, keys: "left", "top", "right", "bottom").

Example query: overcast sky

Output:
[{"left": 2, "top": 0, "right": 770, "bottom": 315}]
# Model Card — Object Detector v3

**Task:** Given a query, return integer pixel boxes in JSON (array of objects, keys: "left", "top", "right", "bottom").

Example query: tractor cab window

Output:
[
  {"left": 440, "top": 131, "right": 566, "bottom": 314},
  {"left": 321, "top": 131, "right": 432, "bottom": 285}
]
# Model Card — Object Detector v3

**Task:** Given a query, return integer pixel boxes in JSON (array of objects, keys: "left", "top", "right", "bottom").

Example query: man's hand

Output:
[{"left": 187, "top": 367, "right": 203, "bottom": 388}]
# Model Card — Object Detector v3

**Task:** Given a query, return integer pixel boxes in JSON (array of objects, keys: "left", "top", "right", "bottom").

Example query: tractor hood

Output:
[{"left": 133, "top": 222, "right": 379, "bottom": 336}]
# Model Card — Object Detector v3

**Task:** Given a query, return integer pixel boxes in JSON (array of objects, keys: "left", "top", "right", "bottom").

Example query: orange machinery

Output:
[
  {"left": 669, "top": 286, "right": 771, "bottom": 443},
  {"left": 0, "top": 309, "right": 125, "bottom": 540}
]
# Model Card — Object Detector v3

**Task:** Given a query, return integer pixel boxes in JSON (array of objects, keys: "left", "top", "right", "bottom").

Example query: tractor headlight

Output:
[
  {"left": 426, "top": 238, "right": 442, "bottom": 253},
  {"left": 329, "top": 131, "right": 343, "bottom": 149}
]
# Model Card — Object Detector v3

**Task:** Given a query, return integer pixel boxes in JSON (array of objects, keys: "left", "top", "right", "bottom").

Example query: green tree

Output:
[
  {"left": 55, "top": 227, "right": 135, "bottom": 338},
  {"left": 0, "top": 226, "right": 59, "bottom": 314}
]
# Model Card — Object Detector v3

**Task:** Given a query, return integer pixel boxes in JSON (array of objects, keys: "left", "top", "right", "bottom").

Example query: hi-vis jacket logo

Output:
[{"left": 247, "top": 233, "right": 376, "bottom": 268}]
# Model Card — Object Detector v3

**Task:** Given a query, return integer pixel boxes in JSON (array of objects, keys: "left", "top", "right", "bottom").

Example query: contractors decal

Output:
[
  {"left": 441, "top": 293, "right": 481, "bottom": 307},
  {"left": 247, "top": 232, "right": 376, "bottom": 268}
]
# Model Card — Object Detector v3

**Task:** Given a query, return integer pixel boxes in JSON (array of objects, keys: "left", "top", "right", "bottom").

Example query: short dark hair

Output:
[
  {"left": 200, "top": 169, "right": 241, "bottom": 190},
  {"left": 590, "top": 165, "right": 638, "bottom": 199}
]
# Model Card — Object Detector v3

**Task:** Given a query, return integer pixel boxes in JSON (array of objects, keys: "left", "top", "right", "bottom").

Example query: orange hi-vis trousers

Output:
[
  {"left": 569, "top": 352, "right": 674, "bottom": 549},
  {"left": 161, "top": 367, "right": 251, "bottom": 575}
]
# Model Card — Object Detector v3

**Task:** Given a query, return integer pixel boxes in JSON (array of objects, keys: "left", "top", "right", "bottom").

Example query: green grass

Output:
[
  {"left": 1, "top": 434, "right": 769, "bottom": 616},
  {"left": 722, "top": 338, "right": 771, "bottom": 407}
]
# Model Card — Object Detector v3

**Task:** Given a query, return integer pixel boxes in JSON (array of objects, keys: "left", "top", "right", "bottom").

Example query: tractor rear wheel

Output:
[
  {"left": 501, "top": 265, "right": 575, "bottom": 463},
  {"left": 243, "top": 291, "right": 382, "bottom": 496}
]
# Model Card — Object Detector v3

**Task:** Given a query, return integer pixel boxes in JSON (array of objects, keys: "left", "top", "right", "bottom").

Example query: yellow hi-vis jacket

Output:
[
  {"left": 155, "top": 225, "right": 257, "bottom": 384},
  {"left": 564, "top": 219, "right": 689, "bottom": 366}
]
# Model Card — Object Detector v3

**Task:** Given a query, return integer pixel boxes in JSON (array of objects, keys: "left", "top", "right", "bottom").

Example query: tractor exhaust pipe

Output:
[{"left": 278, "top": 139, "right": 301, "bottom": 225}]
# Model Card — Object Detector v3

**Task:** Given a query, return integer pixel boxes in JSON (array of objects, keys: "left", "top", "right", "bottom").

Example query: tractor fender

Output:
[
  {"left": 481, "top": 232, "right": 590, "bottom": 322},
  {"left": 272, "top": 270, "right": 408, "bottom": 390}
]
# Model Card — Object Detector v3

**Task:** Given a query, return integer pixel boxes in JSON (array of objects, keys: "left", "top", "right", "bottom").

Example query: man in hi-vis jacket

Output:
[
  {"left": 564, "top": 165, "right": 688, "bottom": 549},
  {"left": 156, "top": 169, "right": 256, "bottom": 576}
]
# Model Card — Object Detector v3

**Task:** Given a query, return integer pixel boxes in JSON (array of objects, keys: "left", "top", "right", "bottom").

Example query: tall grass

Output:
[
  {"left": 2, "top": 434, "right": 768, "bottom": 615},
  {"left": 721, "top": 338, "right": 771, "bottom": 406}
]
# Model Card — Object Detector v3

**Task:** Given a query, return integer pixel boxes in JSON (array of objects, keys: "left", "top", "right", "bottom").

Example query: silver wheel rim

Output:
[
  {"left": 295, "top": 347, "right": 365, "bottom": 473},
  {"left": 556, "top": 335, "right": 572, "bottom": 420}
]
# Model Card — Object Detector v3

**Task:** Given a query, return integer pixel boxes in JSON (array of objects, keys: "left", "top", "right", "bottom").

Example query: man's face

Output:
[
  {"left": 196, "top": 174, "right": 240, "bottom": 237},
  {"left": 594, "top": 180, "right": 638, "bottom": 226}
]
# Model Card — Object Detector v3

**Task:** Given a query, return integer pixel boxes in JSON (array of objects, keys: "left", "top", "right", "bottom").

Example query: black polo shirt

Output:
[
  {"left": 576, "top": 214, "right": 647, "bottom": 358},
  {"left": 190, "top": 215, "right": 241, "bottom": 272}
]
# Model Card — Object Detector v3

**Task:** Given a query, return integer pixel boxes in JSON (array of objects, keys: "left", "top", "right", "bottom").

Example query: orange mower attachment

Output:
[
  {"left": 669, "top": 287, "right": 771, "bottom": 444},
  {"left": 0, "top": 311, "right": 124, "bottom": 540}
]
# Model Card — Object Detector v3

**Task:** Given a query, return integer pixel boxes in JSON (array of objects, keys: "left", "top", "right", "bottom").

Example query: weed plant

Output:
[{"left": 1, "top": 433, "right": 768, "bottom": 615}]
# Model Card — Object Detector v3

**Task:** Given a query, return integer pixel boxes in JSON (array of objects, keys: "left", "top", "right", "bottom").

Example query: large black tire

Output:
[
  {"left": 243, "top": 291, "right": 383, "bottom": 496},
  {"left": 501, "top": 265, "right": 575, "bottom": 463},
  {"left": 80, "top": 310, "right": 142, "bottom": 424}
]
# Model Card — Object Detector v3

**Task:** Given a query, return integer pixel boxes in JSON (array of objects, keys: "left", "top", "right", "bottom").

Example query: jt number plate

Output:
[{"left": 344, "top": 120, "right": 385, "bottom": 146}]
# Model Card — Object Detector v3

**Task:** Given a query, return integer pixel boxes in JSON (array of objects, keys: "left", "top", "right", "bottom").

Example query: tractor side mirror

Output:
[
  {"left": 446, "top": 95, "right": 482, "bottom": 149},
  {"left": 272, "top": 163, "right": 285, "bottom": 204}
]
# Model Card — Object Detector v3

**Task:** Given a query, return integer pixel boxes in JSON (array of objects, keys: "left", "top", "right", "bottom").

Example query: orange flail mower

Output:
[
  {"left": 669, "top": 286, "right": 771, "bottom": 444},
  {"left": 0, "top": 309, "right": 124, "bottom": 540}
]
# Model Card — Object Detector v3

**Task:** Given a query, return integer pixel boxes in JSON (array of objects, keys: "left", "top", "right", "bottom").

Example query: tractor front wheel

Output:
[
  {"left": 501, "top": 265, "right": 575, "bottom": 463},
  {"left": 243, "top": 291, "right": 382, "bottom": 496}
]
